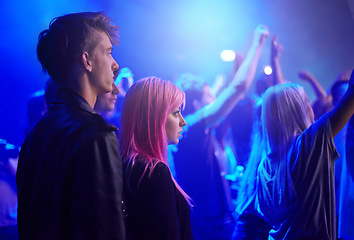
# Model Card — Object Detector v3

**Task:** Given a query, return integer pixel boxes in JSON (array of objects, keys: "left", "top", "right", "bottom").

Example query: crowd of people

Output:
[{"left": 0, "top": 11, "right": 353, "bottom": 240}]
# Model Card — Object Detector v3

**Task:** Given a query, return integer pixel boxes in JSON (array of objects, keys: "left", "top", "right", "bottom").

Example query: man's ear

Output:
[{"left": 82, "top": 52, "right": 92, "bottom": 72}]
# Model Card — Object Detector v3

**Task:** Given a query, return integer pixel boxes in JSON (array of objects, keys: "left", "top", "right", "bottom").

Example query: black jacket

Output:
[
  {"left": 124, "top": 159, "right": 193, "bottom": 240},
  {"left": 17, "top": 88, "right": 126, "bottom": 240}
]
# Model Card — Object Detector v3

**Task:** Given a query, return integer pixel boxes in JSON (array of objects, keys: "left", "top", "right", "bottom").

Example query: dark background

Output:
[{"left": 0, "top": 0, "right": 353, "bottom": 146}]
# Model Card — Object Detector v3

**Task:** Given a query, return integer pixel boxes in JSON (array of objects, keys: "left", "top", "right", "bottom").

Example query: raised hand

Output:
[
  {"left": 271, "top": 35, "right": 283, "bottom": 61},
  {"left": 253, "top": 24, "right": 270, "bottom": 47},
  {"left": 298, "top": 70, "right": 316, "bottom": 82}
]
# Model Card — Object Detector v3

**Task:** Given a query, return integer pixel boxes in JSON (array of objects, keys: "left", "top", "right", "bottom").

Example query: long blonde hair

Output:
[{"left": 260, "top": 83, "right": 313, "bottom": 202}]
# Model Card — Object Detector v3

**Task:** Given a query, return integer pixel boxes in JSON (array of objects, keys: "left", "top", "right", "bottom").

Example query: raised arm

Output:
[
  {"left": 186, "top": 25, "right": 269, "bottom": 128},
  {"left": 271, "top": 35, "right": 285, "bottom": 84},
  {"left": 210, "top": 73, "right": 226, "bottom": 96},
  {"left": 328, "top": 69, "right": 354, "bottom": 137},
  {"left": 212, "top": 52, "right": 244, "bottom": 96},
  {"left": 298, "top": 70, "right": 328, "bottom": 101}
]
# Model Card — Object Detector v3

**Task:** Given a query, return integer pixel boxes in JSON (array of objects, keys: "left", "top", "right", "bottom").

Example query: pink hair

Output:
[{"left": 120, "top": 76, "right": 191, "bottom": 205}]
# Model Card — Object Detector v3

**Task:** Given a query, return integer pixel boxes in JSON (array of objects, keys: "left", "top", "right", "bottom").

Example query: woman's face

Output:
[{"left": 165, "top": 106, "right": 187, "bottom": 145}]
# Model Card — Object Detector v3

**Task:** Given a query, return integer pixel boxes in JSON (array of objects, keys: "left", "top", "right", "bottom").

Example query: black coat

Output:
[
  {"left": 124, "top": 159, "right": 193, "bottom": 240},
  {"left": 17, "top": 88, "right": 126, "bottom": 240}
]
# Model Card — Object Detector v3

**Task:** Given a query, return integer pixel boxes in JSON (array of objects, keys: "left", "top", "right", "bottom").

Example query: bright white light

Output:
[
  {"left": 220, "top": 50, "right": 236, "bottom": 62},
  {"left": 264, "top": 66, "right": 272, "bottom": 75}
]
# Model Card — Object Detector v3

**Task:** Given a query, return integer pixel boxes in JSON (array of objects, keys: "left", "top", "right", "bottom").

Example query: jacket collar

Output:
[{"left": 52, "top": 87, "right": 96, "bottom": 115}]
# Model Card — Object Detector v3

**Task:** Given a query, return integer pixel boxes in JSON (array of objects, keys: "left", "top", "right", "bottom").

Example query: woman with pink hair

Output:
[{"left": 120, "top": 77, "right": 193, "bottom": 240}]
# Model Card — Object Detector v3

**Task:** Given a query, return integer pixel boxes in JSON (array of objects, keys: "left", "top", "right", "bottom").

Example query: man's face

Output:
[
  {"left": 94, "top": 83, "right": 119, "bottom": 114},
  {"left": 89, "top": 31, "right": 119, "bottom": 95}
]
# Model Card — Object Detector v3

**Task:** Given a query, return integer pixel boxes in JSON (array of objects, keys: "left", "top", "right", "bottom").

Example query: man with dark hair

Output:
[{"left": 16, "top": 12, "right": 125, "bottom": 240}]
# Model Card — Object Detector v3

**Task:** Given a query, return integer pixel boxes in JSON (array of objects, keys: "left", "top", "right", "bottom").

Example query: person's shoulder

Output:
[
  {"left": 135, "top": 158, "right": 169, "bottom": 174},
  {"left": 51, "top": 103, "right": 116, "bottom": 134},
  {"left": 299, "top": 113, "right": 330, "bottom": 142},
  {"left": 148, "top": 162, "right": 174, "bottom": 192},
  {"left": 33, "top": 108, "right": 117, "bottom": 152},
  {"left": 153, "top": 161, "right": 170, "bottom": 175},
  {"left": 138, "top": 160, "right": 171, "bottom": 180},
  {"left": 290, "top": 113, "right": 336, "bottom": 163},
  {"left": 125, "top": 159, "right": 172, "bottom": 190}
]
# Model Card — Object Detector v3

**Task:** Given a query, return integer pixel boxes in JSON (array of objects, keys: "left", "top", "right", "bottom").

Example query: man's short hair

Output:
[{"left": 37, "top": 12, "right": 119, "bottom": 84}]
